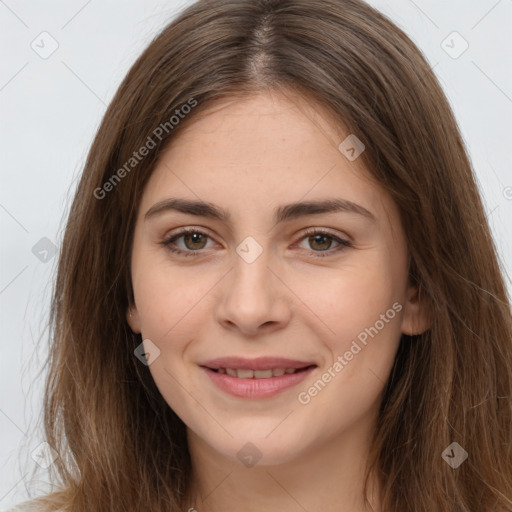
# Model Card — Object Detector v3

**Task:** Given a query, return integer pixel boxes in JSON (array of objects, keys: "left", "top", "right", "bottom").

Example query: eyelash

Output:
[{"left": 160, "top": 227, "right": 351, "bottom": 258}]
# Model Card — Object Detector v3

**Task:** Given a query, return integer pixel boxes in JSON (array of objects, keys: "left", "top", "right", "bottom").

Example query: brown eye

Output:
[
  {"left": 307, "top": 233, "right": 334, "bottom": 251},
  {"left": 296, "top": 229, "right": 351, "bottom": 258},
  {"left": 161, "top": 228, "right": 215, "bottom": 257},
  {"left": 181, "top": 232, "right": 208, "bottom": 250}
]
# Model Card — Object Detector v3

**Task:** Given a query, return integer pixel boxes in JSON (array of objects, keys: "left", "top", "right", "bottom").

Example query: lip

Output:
[
  {"left": 199, "top": 358, "right": 317, "bottom": 399},
  {"left": 200, "top": 356, "right": 316, "bottom": 371}
]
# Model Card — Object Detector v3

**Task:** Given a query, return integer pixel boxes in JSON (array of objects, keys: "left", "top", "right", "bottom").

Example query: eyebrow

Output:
[{"left": 144, "top": 197, "right": 376, "bottom": 224}]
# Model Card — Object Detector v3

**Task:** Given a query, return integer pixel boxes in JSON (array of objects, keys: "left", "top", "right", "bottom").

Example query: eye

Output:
[
  {"left": 160, "top": 227, "right": 351, "bottom": 258},
  {"left": 161, "top": 227, "right": 215, "bottom": 257},
  {"left": 295, "top": 228, "right": 351, "bottom": 258}
]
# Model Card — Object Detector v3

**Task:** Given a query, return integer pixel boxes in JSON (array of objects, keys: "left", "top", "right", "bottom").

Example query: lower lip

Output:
[{"left": 200, "top": 366, "right": 316, "bottom": 399}]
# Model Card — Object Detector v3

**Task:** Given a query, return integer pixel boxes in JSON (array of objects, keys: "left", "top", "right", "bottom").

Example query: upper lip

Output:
[{"left": 200, "top": 357, "right": 317, "bottom": 371}]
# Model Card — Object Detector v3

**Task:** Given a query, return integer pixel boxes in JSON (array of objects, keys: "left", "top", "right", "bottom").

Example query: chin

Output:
[{"left": 206, "top": 430, "right": 303, "bottom": 467}]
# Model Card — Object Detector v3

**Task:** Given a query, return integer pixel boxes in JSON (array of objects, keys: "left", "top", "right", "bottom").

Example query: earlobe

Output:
[
  {"left": 401, "top": 285, "right": 431, "bottom": 336},
  {"left": 126, "top": 305, "right": 141, "bottom": 334}
]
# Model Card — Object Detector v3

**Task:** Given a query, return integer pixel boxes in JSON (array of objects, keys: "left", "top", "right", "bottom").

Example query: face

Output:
[{"left": 127, "top": 90, "right": 428, "bottom": 467}]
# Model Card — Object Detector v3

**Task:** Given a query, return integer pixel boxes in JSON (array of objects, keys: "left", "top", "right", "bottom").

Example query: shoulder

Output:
[
  {"left": 4, "top": 504, "right": 38, "bottom": 512},
  {"left": 4, "top": 492, "right": 66, "bottom": 512},
  {"left": 4, "top": 501, "right": 57, "bottom": 512}
]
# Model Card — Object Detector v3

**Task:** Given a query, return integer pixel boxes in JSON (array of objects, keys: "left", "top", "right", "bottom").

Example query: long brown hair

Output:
[{"left": 22, "top": 0, "right": 512, "bottom": 510}]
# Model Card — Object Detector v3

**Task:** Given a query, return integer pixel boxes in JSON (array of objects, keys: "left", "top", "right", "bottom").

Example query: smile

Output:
[
  {"left": 212, "top": 367, "right": 311, "bottom": 378},
  {"left": 200, "top": 365, "right": 317, "bottom": 399}
]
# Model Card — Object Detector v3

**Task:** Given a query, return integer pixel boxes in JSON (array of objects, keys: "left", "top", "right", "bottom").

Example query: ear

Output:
[
  {"left": 126, "top": 303, "right": 141, "bottom": 334},
  {"left": 400, "top": 284, "right": 430, "bottom": 336}
]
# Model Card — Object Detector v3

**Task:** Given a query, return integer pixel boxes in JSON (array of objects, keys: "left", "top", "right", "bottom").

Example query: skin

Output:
[{"left": 127, "top": 89, "right": 429, "bottom": 512}]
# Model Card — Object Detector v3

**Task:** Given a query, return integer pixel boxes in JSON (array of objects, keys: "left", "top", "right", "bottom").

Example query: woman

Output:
[{"left": 11, "top": 0, "right": 512, "bottom": 510}]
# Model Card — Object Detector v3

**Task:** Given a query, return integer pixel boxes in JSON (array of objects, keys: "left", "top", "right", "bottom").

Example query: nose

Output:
[{"left": 214, "top": 246, "right": 292, "bottom": 337}]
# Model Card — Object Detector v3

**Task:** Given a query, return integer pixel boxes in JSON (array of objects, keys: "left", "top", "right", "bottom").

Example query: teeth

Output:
[
  {"left": 217, "top": 368, "right": 298, "bottom": 378},
  {"left": 254, "top": 369, "right": 273, "bottom": 378}
]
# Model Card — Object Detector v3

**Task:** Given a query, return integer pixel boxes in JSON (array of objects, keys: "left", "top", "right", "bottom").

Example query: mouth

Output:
[
  {"left": 199, "top": 357, "right": 318, "bottom": 399},
  {"left": 204, "top": 366, "right": 316, "bottom": 379}
]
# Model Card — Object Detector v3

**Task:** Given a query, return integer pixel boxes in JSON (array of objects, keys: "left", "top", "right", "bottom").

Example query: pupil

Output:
[
  {"left": 186, "top": 232, "right": 205, "bottom": 249},
  {"left": 183, "top": 233, "right": 332, "bottom": 251},
  {"left": 311, "top": 234, "right": 330, "bottom": 250}
]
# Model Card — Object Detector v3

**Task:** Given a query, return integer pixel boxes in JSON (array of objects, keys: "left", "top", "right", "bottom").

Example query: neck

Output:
[{"left": 183, "top": 412, "right": 382, "bottom": 512}]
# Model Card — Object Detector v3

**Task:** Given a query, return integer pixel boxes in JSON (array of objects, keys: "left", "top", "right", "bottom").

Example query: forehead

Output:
[
  {"left": 165, "top": 90, "right": 350, "bottom": 168},
  {"left": 138, "top": 90, "right": 398, "bottom": 231}
]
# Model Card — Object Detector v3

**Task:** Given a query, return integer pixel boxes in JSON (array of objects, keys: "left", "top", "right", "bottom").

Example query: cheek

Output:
[
  {"left": 133, "top": 271, "right": 174, "bottom": 339},
  {"left": 297, "top": 258, "right": 403, "bottom": 342},
  {"left": 137, "top": 277, "right": 192, "bottom": 360},
  {"left": 294, "top": 269, "right": 402, "bottom": 423},
  {"left": 292, "top": 258, "right": 404, "bottom": 404},
  {"left": 131, "top": 252, "right": 213, "bottom": 340}
]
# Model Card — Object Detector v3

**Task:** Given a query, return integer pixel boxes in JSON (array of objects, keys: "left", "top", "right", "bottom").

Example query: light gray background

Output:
[{"left": 1, "top": 0, "right": 511, "bottom": 507}]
